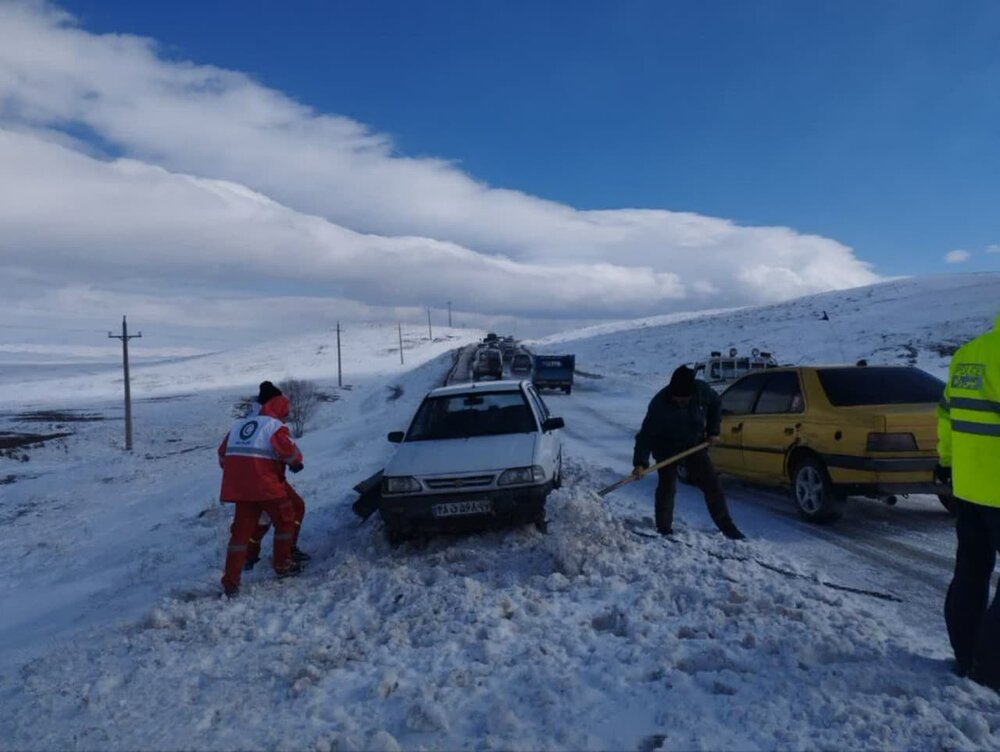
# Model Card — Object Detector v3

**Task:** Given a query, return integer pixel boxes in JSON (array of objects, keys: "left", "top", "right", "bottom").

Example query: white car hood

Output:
[{"left": 386, "top": 433, "right": 537, "bottom": 477}]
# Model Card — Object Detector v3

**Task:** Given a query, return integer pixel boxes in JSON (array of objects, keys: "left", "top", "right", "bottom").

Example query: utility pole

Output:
[
  {"left": 398, "top": 322, "right": 405, "bottom": 365},
  {"left": 427, "top": 308, "right": 433, "bottom": 340},
  {"left": 108, "top": 316, "right": 141, "bottom": 451},
  {"left": 336, "top": 321, "right": 343, "bottom": 387},
  {"left": 447, "top": 301, "right": 452, "bottom": 328}
]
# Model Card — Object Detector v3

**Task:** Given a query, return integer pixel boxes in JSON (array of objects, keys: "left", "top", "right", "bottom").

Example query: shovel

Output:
[{"left": 597, "top": 442, "right": 710, "bottom": 498}]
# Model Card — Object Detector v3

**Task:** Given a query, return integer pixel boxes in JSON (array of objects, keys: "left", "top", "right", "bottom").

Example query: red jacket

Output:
[{"left": 218, "top": 395, "right": 303, "bottom": 503}]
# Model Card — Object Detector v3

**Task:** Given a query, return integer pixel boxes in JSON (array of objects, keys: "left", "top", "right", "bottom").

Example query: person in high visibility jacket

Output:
[
  {"left": 937, "top": 313, "right": 1000, "bottom": 691},
  {"left": 218, "top": 388, "right": 305, "bottom": 597},
  {"left": 242, "top": 382, "right": 310, "bottom": 571}
]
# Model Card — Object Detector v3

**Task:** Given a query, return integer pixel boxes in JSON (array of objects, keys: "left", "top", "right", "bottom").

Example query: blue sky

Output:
[{"left": 57, "top": 0, "right": 1000, "bottom": 276}]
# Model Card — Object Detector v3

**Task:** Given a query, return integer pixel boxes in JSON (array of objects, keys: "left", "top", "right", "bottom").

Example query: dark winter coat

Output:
[{"left": 632, "top": 381, "right": 721, "bottom": 468}]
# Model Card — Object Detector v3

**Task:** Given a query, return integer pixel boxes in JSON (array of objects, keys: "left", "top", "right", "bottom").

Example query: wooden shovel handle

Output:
[{"left": 597, "top": 441, "right": 710, "bottom": 498}]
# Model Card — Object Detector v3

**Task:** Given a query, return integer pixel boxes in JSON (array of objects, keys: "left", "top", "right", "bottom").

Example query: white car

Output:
[{"left": 380, "top": 380, "right": 564, "bottom": 541}]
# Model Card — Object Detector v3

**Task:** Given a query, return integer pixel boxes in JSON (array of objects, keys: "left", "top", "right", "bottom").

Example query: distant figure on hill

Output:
[
  {"left": 632, "top": 365, "right": 745, "bottom": 540},
  {"left": 937, "top": 313, "right": 1000, "bottom": 691}
]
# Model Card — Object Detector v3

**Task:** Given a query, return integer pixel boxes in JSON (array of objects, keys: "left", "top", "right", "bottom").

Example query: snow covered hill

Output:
[
  {"left": 535, "top": 272, "right": 1000, "bottom": 378},
  {"left": 2, "top": 323, "right": 473, "bottom": 405},
  {"left": 1, "top": 274, "right": 999, "bottom": 750}
]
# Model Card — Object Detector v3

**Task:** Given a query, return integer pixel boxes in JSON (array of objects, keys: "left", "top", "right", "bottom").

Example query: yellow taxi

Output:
[{"left": 709, "top": 365, "right": 949, "bottom": 522}]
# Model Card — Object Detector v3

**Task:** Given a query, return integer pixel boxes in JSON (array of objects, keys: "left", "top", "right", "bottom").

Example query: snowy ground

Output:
[{"left": 2, "top": 275, "right": 1000, "bottom": 750}]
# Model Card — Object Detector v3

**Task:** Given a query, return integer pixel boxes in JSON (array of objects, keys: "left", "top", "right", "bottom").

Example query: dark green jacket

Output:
[{"left": 633, "top": 381, "right": 721, "bottom": 468}]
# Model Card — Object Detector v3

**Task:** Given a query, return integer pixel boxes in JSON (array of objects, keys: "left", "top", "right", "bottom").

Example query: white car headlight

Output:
[
  {"left": 383, "top": 476, "right": 422, "bottom": 494},
  {"left": 497, "top": 466, "right": 545, "bottom": 486}
]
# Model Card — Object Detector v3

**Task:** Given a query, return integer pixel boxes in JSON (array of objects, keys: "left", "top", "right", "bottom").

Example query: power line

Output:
[{"left": 0, "top": 322, "right": 109, "bottom": 333}]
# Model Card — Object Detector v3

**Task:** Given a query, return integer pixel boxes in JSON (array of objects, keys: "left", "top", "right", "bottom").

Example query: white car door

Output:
[{"left": 524, "top": 384, "right": 561, "bottom": 483}]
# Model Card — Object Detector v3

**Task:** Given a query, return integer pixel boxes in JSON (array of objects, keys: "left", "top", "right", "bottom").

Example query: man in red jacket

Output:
[
  {"left": 218, "top": 388, "right": 305, "bottom": 596},
  {"left": 243, "top": 382, "right": 310, "bottom": 571}
]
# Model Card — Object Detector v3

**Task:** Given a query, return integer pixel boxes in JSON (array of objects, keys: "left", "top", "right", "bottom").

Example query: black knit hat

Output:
[
  {"left": 257, "top": 380, "right": 283, "bottom": 405},
  {"left": 668, "top": 365, "right": 696, "bottom": 397}
]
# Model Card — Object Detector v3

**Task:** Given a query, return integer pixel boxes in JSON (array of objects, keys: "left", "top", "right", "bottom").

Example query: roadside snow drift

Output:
[{"left": 6, "top": 470, "right": 1000, "bottom": 751}]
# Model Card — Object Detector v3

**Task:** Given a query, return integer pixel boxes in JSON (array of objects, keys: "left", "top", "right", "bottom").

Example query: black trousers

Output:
[
  {"left": 945, "top": 498, "right": 1000, "bottom": 687},
  {"left": 655, "top": 449, "right": 736, "bottom": 534}
]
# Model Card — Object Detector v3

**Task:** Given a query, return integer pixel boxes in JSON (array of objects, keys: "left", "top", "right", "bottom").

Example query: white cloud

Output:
[
  {"left": 0, "top": 131, "right": 690, "bottom": 318},
  {"left": 0, "top": 1, "right": 880, "bottom": 343},
  {"left": 944, "top": 249, "right": 972, "bottom": 264},
  {"left": 986, "top": 244, "right": 1000, "bottom": 254}
]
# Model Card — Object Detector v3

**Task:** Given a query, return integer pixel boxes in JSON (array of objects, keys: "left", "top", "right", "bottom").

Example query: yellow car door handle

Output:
[
  {"left": 784, "top": 426, "right": 795, "bottom": 435},
  {"left": 731, "top": 423, "right": 743, "bottom": 433}
]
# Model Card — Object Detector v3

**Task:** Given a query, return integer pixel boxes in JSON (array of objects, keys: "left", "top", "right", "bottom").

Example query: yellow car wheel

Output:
[
  {"left": 937, "top": 494, "right": 958, "bottom": 516},
  {"left": 791, "top": 456, "right": 844, "bottom": 524}
]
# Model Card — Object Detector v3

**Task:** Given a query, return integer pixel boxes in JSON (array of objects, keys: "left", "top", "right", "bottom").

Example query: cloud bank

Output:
[{"left": 0, "top": 1, "right": 878, "bottom": 346}]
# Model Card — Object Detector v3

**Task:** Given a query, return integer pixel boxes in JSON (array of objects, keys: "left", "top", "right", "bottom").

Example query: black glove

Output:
[
  {"left": 934, "top": 464, "right": 951, "bottom": 485},
  {"left": 289, "top": 462, "right": 304, "bottom": 474}
]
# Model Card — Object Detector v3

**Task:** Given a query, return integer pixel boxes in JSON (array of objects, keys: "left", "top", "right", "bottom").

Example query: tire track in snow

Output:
[{"left": 727, "top": 485, "right": 955, "bottom": 591}]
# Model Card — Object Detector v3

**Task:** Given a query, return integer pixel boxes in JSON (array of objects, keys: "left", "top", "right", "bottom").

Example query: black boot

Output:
[
  {"left": 243, "top": 553, "right": 260, "bottom": 571},
  {"left": 721, "top": 525, "right": 746, "bottom": 541},
  {"left": 969, "top": 662, "right": 1000, "bottom": 692},
  {"left": 276, "top": 560, "right": 304, "bottom": 579},
  {"left": 291, "top": 546, "right": 311, "bottom": 562}
]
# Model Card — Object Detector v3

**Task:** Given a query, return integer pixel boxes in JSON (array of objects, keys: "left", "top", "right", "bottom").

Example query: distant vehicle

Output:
[
  {"left": 532, "top": 354, "right": 575, "bottom": 394},
  {"left": 706, "top": 365, "right": 949, "bottom": 523},
  {"left": 483, "top": 332, "right": 499, "bottom": 345},
  {"left": 510, "top": 351, "right": 533, "bottom": 375},
  {"left": 472, "top": 348, "right": 503, "bottom": 381},
  {"left": 380, "top": 380, "right": 565, "bottom": 541},
  {"left": 693, "top": 348, "right": 778, "bottom": 389},
  {"left": 500, "top": 338, "right": 518, "bottom": 362}
]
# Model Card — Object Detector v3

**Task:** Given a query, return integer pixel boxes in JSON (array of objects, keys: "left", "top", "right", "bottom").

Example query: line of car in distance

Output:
[{"left": 471, "top": 335, "right": 575, "bottom": 394}]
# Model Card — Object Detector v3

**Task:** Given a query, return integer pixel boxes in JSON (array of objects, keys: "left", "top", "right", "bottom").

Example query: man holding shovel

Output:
[{"left": 632, "top": 365, "right": 745, "bottom": 539}]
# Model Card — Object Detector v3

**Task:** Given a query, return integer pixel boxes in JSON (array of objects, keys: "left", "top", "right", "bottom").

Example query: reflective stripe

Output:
[
  {"left": 228, "top": 544, "right": 247, "bottom": 552},
  {"left": 274, "top": 533, "right": 294, "bottom": 541},
  {"left": 224, "top": 415, "right": 282, "bottom": 460},
  {"left": 950, "top": 396, "right": 1000, "bottom": 414},
  {"left": 225, "top": 446, "right": 277, "bottom": 459},
  {"left": 951, "top": 420, "right": 1000, "bottom": 437}
]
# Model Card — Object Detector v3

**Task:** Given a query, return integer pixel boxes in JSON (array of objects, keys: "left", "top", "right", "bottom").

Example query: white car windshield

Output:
[{"left": 407, "top": 392, "right": 537, "bottom": 441}]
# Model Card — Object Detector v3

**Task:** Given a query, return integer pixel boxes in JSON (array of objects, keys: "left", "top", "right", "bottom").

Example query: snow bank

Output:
[{"left": 5, "top": 462, "right": 998, "bottom": 750}]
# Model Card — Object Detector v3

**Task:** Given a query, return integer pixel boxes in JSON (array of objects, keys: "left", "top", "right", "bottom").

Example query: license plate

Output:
[{"left": 431, "top": 500, "right": 493, "bottom": 518}]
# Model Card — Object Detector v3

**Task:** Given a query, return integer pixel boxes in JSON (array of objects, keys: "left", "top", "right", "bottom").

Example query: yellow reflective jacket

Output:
[{"left": 938, "top": 313, "right": 1000, "bottom": 507}]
